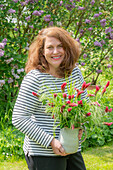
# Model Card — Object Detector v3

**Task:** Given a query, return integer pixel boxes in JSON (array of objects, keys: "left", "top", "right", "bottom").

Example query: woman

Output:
[{"left": 12, "top": 27, "right": 87, "bottom": 170}]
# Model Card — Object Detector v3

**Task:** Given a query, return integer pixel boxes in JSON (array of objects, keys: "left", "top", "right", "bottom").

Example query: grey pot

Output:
[{"left": 59, "top": 127, "right": 86, "bottom": 154}]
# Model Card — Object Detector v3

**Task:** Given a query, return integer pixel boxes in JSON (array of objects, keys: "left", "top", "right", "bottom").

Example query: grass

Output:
[
  {"left": 0, "top": 160, "right": 28, "bottom": 170},
  {"left": 82, "top": 141, "right": 113, "bottom": 170},
  {"left": 0, "top": 141, "right": 113, "bottom": 170}
]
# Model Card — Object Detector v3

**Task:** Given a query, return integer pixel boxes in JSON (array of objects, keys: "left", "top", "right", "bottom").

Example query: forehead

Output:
[{"left": 44, "top": 37, "right": 62, "bottom": 46}]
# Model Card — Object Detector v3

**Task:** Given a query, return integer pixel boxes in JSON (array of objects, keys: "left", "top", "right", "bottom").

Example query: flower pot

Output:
[{"left": 59, "top": 127, "right": 86, "bottom": 154}]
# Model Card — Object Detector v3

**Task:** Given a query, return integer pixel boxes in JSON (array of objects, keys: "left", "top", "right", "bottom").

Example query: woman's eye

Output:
[
  {"left": 48, "top": 46, "right": 53, "bottom": 49},
  {"left": 58, "top": 45, "right": 63, "bottom": 48}
]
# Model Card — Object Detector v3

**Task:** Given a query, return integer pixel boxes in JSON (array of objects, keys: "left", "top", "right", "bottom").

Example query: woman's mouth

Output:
[{"left": 52, "top": 56, "right": 61, "bottom": 60}]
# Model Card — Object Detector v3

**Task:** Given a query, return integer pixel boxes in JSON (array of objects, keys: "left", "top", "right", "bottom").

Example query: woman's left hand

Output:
[{"left": 78, "top": 129, "right": 83, "bottom": 140}]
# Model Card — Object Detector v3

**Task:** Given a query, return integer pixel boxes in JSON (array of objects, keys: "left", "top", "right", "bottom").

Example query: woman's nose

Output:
[{"left": 53, "top": 47, "right": 58, "bottom": 54}]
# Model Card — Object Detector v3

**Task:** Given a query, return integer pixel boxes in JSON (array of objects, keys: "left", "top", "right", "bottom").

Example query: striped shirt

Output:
[{"left": 12, "top": 66, "right": 87, "bottom": 156}]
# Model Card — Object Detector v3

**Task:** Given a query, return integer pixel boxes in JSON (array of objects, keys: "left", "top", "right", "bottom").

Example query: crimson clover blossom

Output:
[{"left": 33, "top": 80, "right": 112, "bottom": 131}]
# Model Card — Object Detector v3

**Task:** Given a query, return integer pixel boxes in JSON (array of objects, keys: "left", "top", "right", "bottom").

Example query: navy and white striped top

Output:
[{"left": 12, "top": 66, "right": 87, "bottom": 156}]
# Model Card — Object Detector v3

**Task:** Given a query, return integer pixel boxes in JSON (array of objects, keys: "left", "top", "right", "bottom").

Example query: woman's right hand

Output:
[{"left": 50, "top": 138, "right": 69, "bottom": 156}]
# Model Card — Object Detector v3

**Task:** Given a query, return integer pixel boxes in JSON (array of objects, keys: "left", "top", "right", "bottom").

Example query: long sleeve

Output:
[{"left": 12, "top": 71, "right": 54, "bottom": 148}]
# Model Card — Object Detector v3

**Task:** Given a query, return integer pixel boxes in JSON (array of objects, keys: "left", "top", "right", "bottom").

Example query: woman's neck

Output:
[{"left": 47, "top": 70, "right": 62, "bottom": 78}]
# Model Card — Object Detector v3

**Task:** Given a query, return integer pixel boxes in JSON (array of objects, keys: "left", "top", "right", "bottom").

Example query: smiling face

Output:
[{"left": 43, "top": 36, "right": 65, "bottom": 76}]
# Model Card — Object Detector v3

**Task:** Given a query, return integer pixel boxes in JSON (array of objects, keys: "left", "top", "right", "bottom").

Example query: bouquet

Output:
[
  {"left": 32, "top": 81, "right": 113, "bottom": 130},
  {"left": 32, "top": 81, "right": 112, "bottom": 153}
]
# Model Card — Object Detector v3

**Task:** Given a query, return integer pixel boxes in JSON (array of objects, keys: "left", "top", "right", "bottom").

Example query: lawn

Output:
[
  {"left": 0, "top": 141, "right": 113, "bottom": 170},
  {"left": 82, "top": 141, "right": 113, "bottom": 170}
]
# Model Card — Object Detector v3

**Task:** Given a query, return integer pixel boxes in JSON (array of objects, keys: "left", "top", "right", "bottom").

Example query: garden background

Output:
[{"left": 0, "top": 0, "right": 113, "bottom": 169}]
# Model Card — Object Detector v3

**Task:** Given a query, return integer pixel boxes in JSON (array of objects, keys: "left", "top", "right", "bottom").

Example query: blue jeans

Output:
[{"left": 25, "top": 152, "right": 86, "bottom": 170}]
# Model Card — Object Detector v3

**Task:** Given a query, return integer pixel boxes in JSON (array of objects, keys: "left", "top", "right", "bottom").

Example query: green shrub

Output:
[{"left": 0, "top": 126, "right": 25, "bottom": 161}]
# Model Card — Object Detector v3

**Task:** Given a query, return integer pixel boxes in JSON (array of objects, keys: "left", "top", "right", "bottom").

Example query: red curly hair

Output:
[{"left": 25, "top": 27, "right": 81, "bottom": 77}]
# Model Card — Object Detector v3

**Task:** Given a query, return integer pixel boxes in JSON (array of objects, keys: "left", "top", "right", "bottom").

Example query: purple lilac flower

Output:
[
  {"left": 78, "top": 6, "right": 85, "bottom": 10},
  {"left": 79, "top": 29, "right": 84, "bottom": 34},
  {"left": 14, "top": 28, "right": 18, "bottom": 31},
  {"left": 65, "top": 3, "right": 75, "bottom": 11},
  {"left": 21, "top": 2, "right": 26, "bottom": 6},
  {"left": 107, "top": 64, "right": 112, "bottom": 68},
  {"left": 2, "top": 38, "right": 7, "bottom": 43},
  {"left": 101, "top": 22, "right": 106, "bottom": 27},
  {"left": 17, "top": 68, "right": 24, "bottom": 74},
  {"left": 72, "top": 3, "right": 75, "bottom": 8},
  {"left": 100, "top": 40, "right": 105, "bottom": 44},
  {"left": 8, "top": 78, "right": 13, "bottom": 84},
  {"left": 0, "top": 49, "right": 4, "bottom": 57},
  {"left": 39, "top": 10, "right": 44, "bottom": 14},
  {"left": 25, "top": 16, "right": 30, "bottom": 21},
  {"left": 32, "top": 10, "right": 42, "bottom": 16},
  {"left": 100, "top": 19, "right": 106, "bottom": 27},
  {"left": 97, "top": 70, "right": 102, "bottom": 73},
  {"left": 85, "top": 19, "right": 91, "bottom": 24},
  {"left": 8, "top": 9, "right": 16, "bottom": 13},
  {"left": 94, "top": 41, "right": 102, "bottom": 47},
  {"left": 49, "top": 21, "right": 53, "bottom": 26},
  {"left": 46, "top": 14, "right": 51, "bottom": 18},
  {"left": 27, "top": 0, "right": 34, "bottom": 4},
  {"left": 60, "top": 1, "right": 63, "bottom": 6},
  {"left": 17, "top": 69, "right": 21, "bottom": 74},
  {"left": 14, "top": 65, "right": 18, "bottom": 69},
  {"left": 44, "top": 15, "right": 51, "bottom": 22},
  {"left": 106, "top": 36, "right": 109, "bottom": 39},
  {"left": 2, "top": 38, "right": 7, "bottom": 45},
  {"left": 109, "top": 33, "right": 113, "bottom": 39},
  {"left": 29, "top": 25, "right": 34, "bottom": 29},
  {"left": 0, "top": 80, "right": 5, "bottom": 87},
  {"left": 5, "top": 58, "right": 13, "bottom": 64},
  {"left": 88, "top": 27, "right": 93, "bottom": 31},
  {"left": 0, "top": 43, "right": 5, "bottom": 49},
  {"left": 81, "top": 62, "right": 85, "bottom": 66},
  {"left": 14, "top": 74, "right": 20, "bottom": 79},
  {"left": 13, "top": 0, "right": 19, "bottom": 2},
  {"left": 100, "top": 19, "right": 106, "bottom": 23},
  {"left": 83, "top": 54, "right": 87, "bottom": 58},
  {"left": 99, "top": 12, "right": 102, "bottom": 15},
  {"left": 91, "top": 0, "right": 95, "bottom": 5},
  {"left": 93, "top": 14, "right": 99, "bottom": 18},
  {"left": 0, "top": 5, "right": 4, "bottom": 7},
  {"left": 105, "top": 27, "right": 112, "bottom": 34},
  {"left": 44, "top": 18, "right": 50, "bottom": 22},
  {"left": 75, "top": 38, "right": 80, "bottom": 43}
]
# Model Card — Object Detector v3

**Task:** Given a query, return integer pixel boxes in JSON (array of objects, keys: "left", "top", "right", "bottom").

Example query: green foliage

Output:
[
  {"left": 0, "top": 126, "right": 25, "bottom": 162},
  {"left": 82, "top": 124, "right": 113, "bottom": 150}
]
